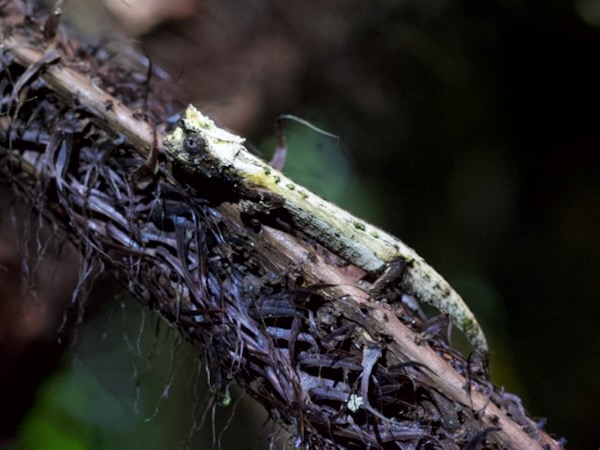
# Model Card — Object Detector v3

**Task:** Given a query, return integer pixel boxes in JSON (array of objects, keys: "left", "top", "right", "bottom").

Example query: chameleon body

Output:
[{"left": 163, "top": 106, "right": 489, "bottom": 356}]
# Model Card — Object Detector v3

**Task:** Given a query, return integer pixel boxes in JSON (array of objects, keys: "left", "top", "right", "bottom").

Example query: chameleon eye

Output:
[{"left": 183, "top": 133, "right": 206, "bottom": 153}]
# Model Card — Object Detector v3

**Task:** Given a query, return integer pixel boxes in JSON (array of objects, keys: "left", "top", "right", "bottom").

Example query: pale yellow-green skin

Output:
[{"left": 163, "top": 106, "right": 489, "bottom": 356}]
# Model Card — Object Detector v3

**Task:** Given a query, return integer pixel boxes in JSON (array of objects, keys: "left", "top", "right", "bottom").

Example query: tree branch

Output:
[{"left": 0, "top": 7, "right": 563, "bottom": 449}]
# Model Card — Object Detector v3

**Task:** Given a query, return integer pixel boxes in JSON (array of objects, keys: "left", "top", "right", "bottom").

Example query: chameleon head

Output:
[
  {"left": 162, "top": 126, "right": 202, "bottom": 167},
  {"left": 163, "top": 105, "right": 246, "bottom": 170}
]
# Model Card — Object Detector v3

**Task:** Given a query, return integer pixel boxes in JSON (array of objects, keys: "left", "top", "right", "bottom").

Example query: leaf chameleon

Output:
[{"left": 163, "top": 106, "right": 489, "bottom": 357}]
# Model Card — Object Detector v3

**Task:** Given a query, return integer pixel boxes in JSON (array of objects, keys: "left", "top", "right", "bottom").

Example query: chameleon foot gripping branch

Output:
[{"left": 163, "top": 106, "right": 489, "bottom": 357}]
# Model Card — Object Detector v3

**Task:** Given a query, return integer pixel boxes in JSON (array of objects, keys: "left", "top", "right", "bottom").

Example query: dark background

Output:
[{"left": 10, "top": 0, "right": 600, "bottom": 448}]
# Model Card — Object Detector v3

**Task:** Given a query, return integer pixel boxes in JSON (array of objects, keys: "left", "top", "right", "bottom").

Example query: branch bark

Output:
[{"left": 0, "top": 7, "right": 563, "bottom": 449}]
